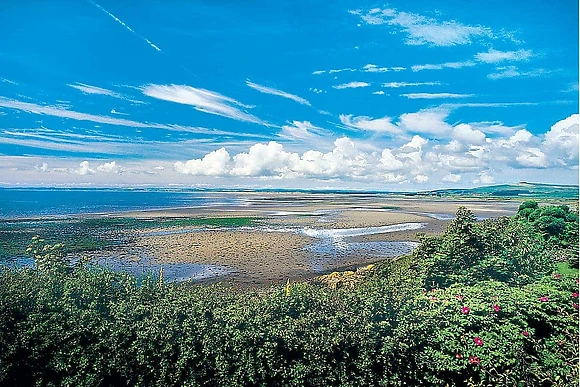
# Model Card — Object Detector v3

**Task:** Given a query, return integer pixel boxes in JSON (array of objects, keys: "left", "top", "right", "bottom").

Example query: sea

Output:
[{"left": 0, "top": 187, "right": 250, "bottom": 219}]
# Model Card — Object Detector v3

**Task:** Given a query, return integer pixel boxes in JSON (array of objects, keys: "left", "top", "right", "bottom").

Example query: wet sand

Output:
[{"left": 99, "top": 197, "right": 521, "bottom": 286}]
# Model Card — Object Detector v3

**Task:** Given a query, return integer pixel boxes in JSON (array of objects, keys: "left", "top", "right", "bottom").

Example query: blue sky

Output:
[{"left": 0, "top": 0, "right": 578, "bottom": 189}]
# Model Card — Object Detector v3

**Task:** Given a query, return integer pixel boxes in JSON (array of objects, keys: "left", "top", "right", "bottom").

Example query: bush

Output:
[{"left": 0, "top": 206, "right": 578, "bottom": 386}]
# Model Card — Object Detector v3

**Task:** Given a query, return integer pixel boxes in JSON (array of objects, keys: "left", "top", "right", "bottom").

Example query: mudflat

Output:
[{"left": 95, "top": 196, "right": 521, "bottom": 286}]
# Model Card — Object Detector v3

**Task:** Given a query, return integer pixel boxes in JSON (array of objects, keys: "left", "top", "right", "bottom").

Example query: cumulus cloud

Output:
[
  {"left": 333, "top": 82, "right": 371, "bottom": 89},
  {"left": 96, "top": 161, "right": 121, "bottom": 173},
  {"left": 245, "top": 81, "right": 310, "bottom": 106},
  {"left": 75, "top": 161, "right": 95, "bottom": 175},
  {"left": 174, "top": 148, "right": 231, "bottom": 176},
  {"left": 398, "top": 109, "right": 453, "bottom": 136},
  {"left": 543, "top": 114, "right": 579, "bottom": 166},
  {"left": 141, "top": 84, "right": 265, "bottom": 124},
  {"left": 172, "top": 114, "right": 576, "bottom": 183}
]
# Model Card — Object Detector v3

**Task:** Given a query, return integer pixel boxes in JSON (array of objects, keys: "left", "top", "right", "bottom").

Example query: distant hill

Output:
[{"left": 414, "top": 182, "right": 579, "bottom": 199}]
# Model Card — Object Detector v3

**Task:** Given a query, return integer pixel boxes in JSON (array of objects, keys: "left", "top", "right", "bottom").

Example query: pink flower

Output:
[
  {"left": 455, "top": 294, "right": 464, "bottom": 301},
  {"left": 455, "top": 353, "right": 462, "bottom": 359},
  {"left": 461, "top": 307, "right": 470, "bottom": 315},
  {"left": 469, "top": 356, "right": 481, "bottom": 365},
  {"left": 428, "top": 296, "right": 437, "bottom": 301},
  {"left": 473, "top": 337, "right": 483, "bottom": 346},
  {"left": 572, "top": 292, "right": 578, "bottom": 298},
  {"left": 573, "top": 303, "right": 579, "bottom": 310},
  {"left": 522, "top": 331, "right": 529, "bottom": 337},
  {"left": 539, "top": 296, "right": 549, "bottom": 302},
  {"left": 492, "top": 304, "right": 500, "bottom": 312},
  {"left": 552, "top": 273, "right": 562, "bottom": 279}
]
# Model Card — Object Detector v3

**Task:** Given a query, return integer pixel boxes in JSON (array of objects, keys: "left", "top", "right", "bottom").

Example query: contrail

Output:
[{"left": 88, "top": 0, "right": 162, "bottom": 52}]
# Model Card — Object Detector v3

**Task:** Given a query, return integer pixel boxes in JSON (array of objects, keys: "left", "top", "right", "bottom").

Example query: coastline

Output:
[{"left": 2, "top": 192, "right": 528, "bottom": 286}]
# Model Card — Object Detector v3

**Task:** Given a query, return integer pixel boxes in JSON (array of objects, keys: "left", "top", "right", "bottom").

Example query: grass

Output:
[{"left": 556, "top": 261, "right": 579, "bottom": 276}]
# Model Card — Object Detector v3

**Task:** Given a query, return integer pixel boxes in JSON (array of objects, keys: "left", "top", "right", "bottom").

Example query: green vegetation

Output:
[
  {"left": 0, "top": 216, "right": 258, "bottom": 260},
  {"left": 419, "top": 182, "right": 579, "bottom": 200},
  {"left": 517, "top": 200, "right": 579, "bottom": 268},
  {"left": 0, "top": 205, "right": 578, "bottom": 386}
]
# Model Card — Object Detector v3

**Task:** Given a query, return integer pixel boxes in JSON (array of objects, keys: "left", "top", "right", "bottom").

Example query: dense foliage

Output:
[
  {"left": 0, "top": 205, "right": 578, "bottom": 386},
  {"left": 517, "top": 200, "right": 579, "bottom": 268}
]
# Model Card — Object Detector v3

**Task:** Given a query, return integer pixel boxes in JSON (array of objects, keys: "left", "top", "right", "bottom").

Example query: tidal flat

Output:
[{"left": 1, "top": 194, "right": 523, "bottom": 285}]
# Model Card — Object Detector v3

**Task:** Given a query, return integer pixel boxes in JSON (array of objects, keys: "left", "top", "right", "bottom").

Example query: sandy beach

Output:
[{"left": 87, "top": 196, "right": 521, "bottom": 286}]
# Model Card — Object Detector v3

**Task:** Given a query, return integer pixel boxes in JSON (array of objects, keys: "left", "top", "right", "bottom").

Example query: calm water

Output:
[{"left": 0, "top": 188, "right": 247, "bottom": 219}]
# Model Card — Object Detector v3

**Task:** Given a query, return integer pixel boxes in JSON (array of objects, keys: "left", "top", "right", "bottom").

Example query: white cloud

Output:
[
  {"left": 312, "top": 70, "right": 325, "bottom": 75},
  {"left": 231, "top": 142, "right": 300, "bottom": 177},
  {"left": 543, "top": 114, "right": 579, "bottom": 166},
  {"left": 4, "top": 114, "right": 577, "bottom": 188},
  {"left": 35, "top": 162, "right": 49, "bottom": 172},
  {"left": 441, "top": 101, "right": 539, "bottom": 109},
  {"left": 451, "top": 124, "right": 486, "bottom": 145},
  {"left": 477, "top": 171, "right": 495, "bottom": 184},
  {"left": 174, "top": 148, "right": 231, "bottom": 176},
  {"left": 412, "top": 61, "right": 476, "bottom": 72},
  {"left": 75, "top": 161, "right": 95, "bottom": 175},
  {"left": 1, "top": 78, "right": 18, "bottom": 85},
  {"left": 96, "top": 161, "right": 121, "bottom": 173},
  {"left": 402, "top": 93, "right": 474, "bottom": 99},
  {"left": 414, "top": 174, "right": 429, "bottom": 183},
  {"left": 68, "top": 83, "right": 144, "bottom": 104},
  {"left": 515, "top": 148, "right": 548, "bottom": 168},
  {"left": 488, "top": 66, "right": 552, "bottom": 80},
  {"left": 0, "top": 96, "right": 264, "bottom": 138},
  {"left": 362, "top": 64, "right": 407, "bottom": 73},
  {"left": 383, "top": 81, "right": 442, "bottom": 88},
  {"left": 398, "top": 109, "right": 453, "bottom": 136},
  {"left": 89, "top": 1, "right": 162, "bottom": 52},
  {"left": 68, "top": 83, "right": 123, "bottom": 98},
  {"left": 141, "top": 84, "right": 265, "bottom": 124},
  {"left": 110, "top": 109, "right": 129, "bottom": 116},
  {"left": 279, "top": 121, "right": 329, "bottom": 140},
  {"left": 475, "top": 48, "right": 534, "bottom": 63},
  {"left": 442, "top": 173, "right": 461, "bottom": 183},
  {"left": 333, "top": 81, "right": 371, "bottom": 89},
  {"left": 372, "top": 91, "right": 385, "bottom": 95},
  {"left": 340, "top": 114, "right": 401, "bottom": 134},
  {"left": 328, "top": 68, "right": 356, "bottom": 74},
  {"left": 309, "top": 88, "right": 324, "bottom": 94},
  {"left": 351, "top": 7, "right": 497, "bottom": 46},
  {"left": 245, "top": 81, "right": 310, "bottom": 106}
]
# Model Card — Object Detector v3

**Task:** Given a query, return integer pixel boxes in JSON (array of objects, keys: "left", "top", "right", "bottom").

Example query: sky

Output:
[{"left": 0, "top": 0, "right": 578, "bottom": 190}]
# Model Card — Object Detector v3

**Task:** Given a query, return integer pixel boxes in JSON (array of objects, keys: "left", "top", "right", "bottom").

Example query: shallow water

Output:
[
  {"left": 307, "top": 241, "right": 419, "bottom": 272},
  {"left": 300, "top": 222, "right": 427, "bottom": 239},
  {"left": 0, "top": 256, "right": 232, "bottom": 283}
]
